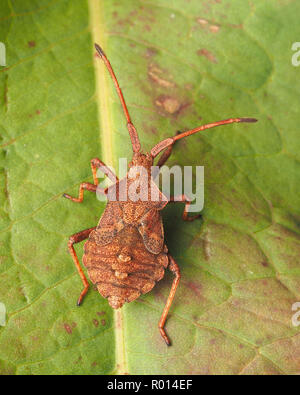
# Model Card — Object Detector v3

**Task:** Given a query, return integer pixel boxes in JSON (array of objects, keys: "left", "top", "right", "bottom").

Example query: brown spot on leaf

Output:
[
  {"left": 196, "top": 18, "right": 220, "bottom": 33},
  {"left": 93, "top": 319, "right": 99, "bottom": 327},
  {"left": 148, "top": 63, "right": 175, "bottom": 88},
  {"left": 116, "top": 17, "right": 134, "bottom": 27},
  {"left": 101, "top": 319, "right": 106, "bottom": 326},
  {"left": 229, "top": 23, "right": 243, "bottom": 29},
  {"left": 155, "top": 95, "right": 180, "bottom": 114},
  {"left": 209, "top": 25, "right": 220, "bottom": 33},
  {"left": 197, "top": 48, "right": 217, "bottom": 64},
  {"left": 97, "top": 311, "right": 105, "bottom": 316},
  {"left": 28, "top": 41, "right": 36, "bottom": 48},
  {"left": 197, "top": 18, "right": 209, "bottom": 25},
  {"left": 64, "top": 323, "right": 72, "bottom": 334},
  {"left": 145, "top": 47, "right": 158, "bottom": 58},
  {"left": 74, "top": 356, "right": 83, "bottom": 364},
  {"left": 186, "top": 281, "right": 202, "bottom": 297}
]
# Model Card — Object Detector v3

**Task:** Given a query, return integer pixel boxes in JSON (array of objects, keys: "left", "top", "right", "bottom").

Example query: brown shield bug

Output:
[{"left": 63, "top": 43, "right": 257, "bottom": 345}]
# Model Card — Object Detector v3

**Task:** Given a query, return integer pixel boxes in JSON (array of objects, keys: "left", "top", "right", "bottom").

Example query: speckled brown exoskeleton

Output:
[{"left": 63, "top": 43, "right": 257, "bottom": 345}]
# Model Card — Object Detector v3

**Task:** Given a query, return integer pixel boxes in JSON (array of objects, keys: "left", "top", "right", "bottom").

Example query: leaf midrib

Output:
[{"left": 88, "top": 0, "right": 127, "bottom": 375}]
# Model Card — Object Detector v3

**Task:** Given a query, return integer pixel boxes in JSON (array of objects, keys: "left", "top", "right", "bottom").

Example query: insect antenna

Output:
[
  {"left": 95, "top": 43, "right": 141, "bottom": 153},
  {"left": 150, "top": 117, "right": 257, "bottom": 158}
]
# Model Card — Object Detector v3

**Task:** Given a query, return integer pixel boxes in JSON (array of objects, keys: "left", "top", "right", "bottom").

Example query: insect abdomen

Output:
[{"left": 83, "top": 225, "right": 168, "bottom": 309}]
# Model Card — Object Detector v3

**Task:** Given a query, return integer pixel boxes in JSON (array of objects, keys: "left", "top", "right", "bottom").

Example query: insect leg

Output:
[
  {"left": 63, "top": 157, "right": 117, "bottom": 202},
  {"left": 158, "top": 254, "right": 181, "bottom": 346},
  {"left": 169, "top": 194, "right": 201, "bottom": 222},
  {"left": 156, "top": 131, "right": 182, "bottom": 168},
  {"left": 68, "top": 227, "right": 96, "bottom": 306},
  {"left": 152, "top": 132, "right": 182, "bottom": 179},
  {"left": 90, "top": 158, "right": 118, "bottom": 185},
  {"left": 152, "top": 145, "right": 174, "bottom": 180},
  {"left": 63, "top": 183, "right": 107, "bottom": 203},
  {"left": 156, "top": 145, "right": 174, "bottom": 168}
]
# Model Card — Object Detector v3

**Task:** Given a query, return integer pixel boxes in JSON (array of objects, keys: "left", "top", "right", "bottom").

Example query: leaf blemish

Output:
[
  {"left": 197, "top": 18, "right": 209, "bottom": 25},
  {"left": 93, "top": 319, "right": 99, "bottom": 327},
  {"left": 155, "top": 95, "right": 180, "bottom": 114},
  {"left": 64, "top": 323, "right": 72, "bottom": 334},
  {"left": 148, "top": 63, "right": 175, "bottom": 88},
  {"left": 186, "top": 281, "right": 202, "bottom": 297},
  {"left": 97, "top": 311, "right": 105, "bottom": 316},
  {"left": 261, "top": 261, "right": 269, "bottom": 267},
  {"left": 197, "top": 48, "right": 217, "bottom": 64},
  {"left": 145, "top": 47, "right": 158, "bottom": 58},
  {"left": 196, "top": 17, "right": 220, "bottom": 33},
  {"left": 209, "top": 25, "right": 220, "bottom": 33}
]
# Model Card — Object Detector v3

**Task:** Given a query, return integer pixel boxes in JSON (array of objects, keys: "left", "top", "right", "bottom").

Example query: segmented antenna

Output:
[
  {"left": 95, "top": 44, "right": 141, "bottom": 153},
  {"left": 151, "top": 117, "right": 257, "bottom": 157}
]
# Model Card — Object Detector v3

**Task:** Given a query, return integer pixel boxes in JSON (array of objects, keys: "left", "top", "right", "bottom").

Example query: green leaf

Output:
[{"left": 0, "top": 0, "right": 299, "bottom": 375}]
